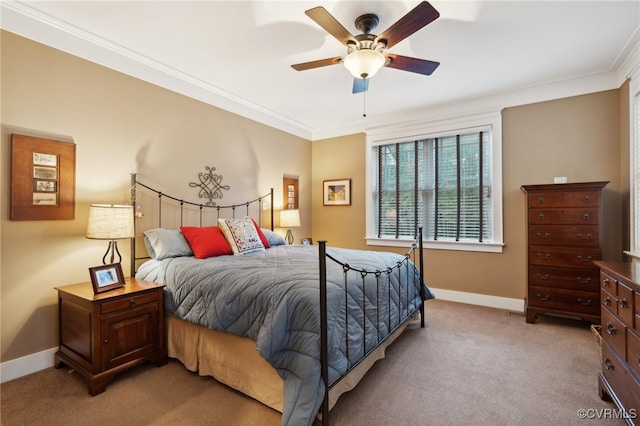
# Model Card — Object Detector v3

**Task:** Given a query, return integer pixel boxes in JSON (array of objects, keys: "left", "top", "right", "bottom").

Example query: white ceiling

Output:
[{"left": 2, "top": 1, "right": 639, "bottom": 140}]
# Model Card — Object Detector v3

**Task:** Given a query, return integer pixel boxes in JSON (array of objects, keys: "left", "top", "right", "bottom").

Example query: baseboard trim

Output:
[
  {"left": 1, "top": 290, "right": 524, "bottom": 383},
  {"left": 429, "top": 287, "right": 525, "bottom": 313},
  {"left": 1, "top": 347, "right": 57, "bottom": 384}
]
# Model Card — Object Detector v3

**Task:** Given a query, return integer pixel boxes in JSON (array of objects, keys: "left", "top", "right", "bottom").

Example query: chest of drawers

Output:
[
  {"left": 521, "top": 181, "right": 608, "bottom": 324},
  {"left": 594, "top": 261, "right": 640, "bottom": 423}
]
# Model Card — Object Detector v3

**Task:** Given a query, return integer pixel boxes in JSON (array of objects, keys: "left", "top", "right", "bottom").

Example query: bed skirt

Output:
[{"left": 165, "top": 313, "right": 412, "bottom": 413}]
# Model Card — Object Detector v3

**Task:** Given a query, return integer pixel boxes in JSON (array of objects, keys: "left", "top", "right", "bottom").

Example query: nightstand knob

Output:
[
  {"left": 129, "top": 298, "right": 136, "bottom": 307},
  {"left": 103, "top": 339, "right": 108, "bottom": 344},
  {"left": 606, "top": 322, "right": 617, "bottom": 335}
]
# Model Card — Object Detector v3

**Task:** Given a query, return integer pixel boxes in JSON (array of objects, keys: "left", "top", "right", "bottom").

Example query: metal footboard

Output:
[{"left": 318, "top": 228, "right": 425, "bottom": 425}]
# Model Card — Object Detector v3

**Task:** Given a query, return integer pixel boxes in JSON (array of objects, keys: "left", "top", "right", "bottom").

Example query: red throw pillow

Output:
[
  {"left": 179, "top": 226, "right": 233, "bottom": 259},
  {"left": 251, "top": 218, "right": 271, "bottom": 249}
]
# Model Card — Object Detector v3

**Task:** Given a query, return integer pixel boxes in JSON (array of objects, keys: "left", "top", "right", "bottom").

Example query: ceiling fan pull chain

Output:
[{"left": 362, "top": 80, "right": 367, "bottom": 117}]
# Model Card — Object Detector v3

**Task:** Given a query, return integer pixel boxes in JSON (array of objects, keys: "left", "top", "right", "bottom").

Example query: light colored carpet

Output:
[{"left": 1, "top": 299, "right": 623, "bottom": 425}]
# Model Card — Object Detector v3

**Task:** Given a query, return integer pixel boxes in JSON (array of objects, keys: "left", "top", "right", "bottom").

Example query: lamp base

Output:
[
  {"left": 103, "top": 240, "right": 122, "bottom": 264},
  {"left": 285, "top": 229, "right": 294, "bottom": 245}
]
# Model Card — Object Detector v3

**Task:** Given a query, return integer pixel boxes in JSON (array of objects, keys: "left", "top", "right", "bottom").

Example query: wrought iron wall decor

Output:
[{"left": 188, "top": 166, "right": 230, "bottom": 206}]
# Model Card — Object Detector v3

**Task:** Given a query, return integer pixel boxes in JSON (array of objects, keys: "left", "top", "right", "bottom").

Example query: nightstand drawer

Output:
[{"left": 101, "top": 291, "right": 159, "bottom": 315}]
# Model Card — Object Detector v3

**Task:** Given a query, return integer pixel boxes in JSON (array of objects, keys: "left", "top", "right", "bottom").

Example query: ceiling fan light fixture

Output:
[{"left": 343, "top": 49, "right": 385, "bottom": 80}]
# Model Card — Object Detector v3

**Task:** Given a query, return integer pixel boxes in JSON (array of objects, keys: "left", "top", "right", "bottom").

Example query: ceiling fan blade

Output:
[
  {"left": 352, "top": 78, "right": 369, "bottom": 94},
  {"left": 291, "top": 56, "right": 342, "bottom": 71},
  {"left": 305, "top": 6, "right": 355, "bottom": 46},
  {"left": 385, "top": 54, "right": 440, "bottom": 75},
  {"left": 377, "top": 1, "right": 440, "bottom": 49}
]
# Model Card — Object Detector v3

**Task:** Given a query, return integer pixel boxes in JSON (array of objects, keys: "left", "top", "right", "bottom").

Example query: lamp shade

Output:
[
  {"left": 86, "top": 204, "right": 134, "bottom": 240},
  {"left": 343, "top": 49, "right": 386, "bottom": 80},
  {"left": 279, "top": 209, "right": 300, "bottom": 228}
]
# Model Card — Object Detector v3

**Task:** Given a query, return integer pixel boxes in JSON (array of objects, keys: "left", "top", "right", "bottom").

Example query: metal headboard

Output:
[{"left": 129, "top": 172, "right": 274, "bottom": 277}]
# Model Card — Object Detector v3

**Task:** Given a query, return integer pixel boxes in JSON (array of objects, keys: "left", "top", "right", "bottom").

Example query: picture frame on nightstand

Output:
[{"left": 89, "top": 262, "right": 125, "bottom": 293}]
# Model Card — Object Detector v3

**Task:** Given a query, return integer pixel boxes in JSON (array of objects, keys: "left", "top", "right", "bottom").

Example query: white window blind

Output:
[{"left": 366, "top": 112, "right": 503, "bottom": 253}]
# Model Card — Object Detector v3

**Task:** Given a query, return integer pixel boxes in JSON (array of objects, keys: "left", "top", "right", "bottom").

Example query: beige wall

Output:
[
  {"left": 312, "top": 90, "right": 627, "bottom": 300},
  {"left": 0, "top": 29, "right": 631, "bottom": 366},
  {"left": 1, "top": 31, "right": 311, "bottom": 362}
]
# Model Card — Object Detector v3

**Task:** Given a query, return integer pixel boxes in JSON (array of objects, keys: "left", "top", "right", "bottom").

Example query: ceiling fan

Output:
[{"left": 291, "top": 1, "right": 440, "bottom": 94}]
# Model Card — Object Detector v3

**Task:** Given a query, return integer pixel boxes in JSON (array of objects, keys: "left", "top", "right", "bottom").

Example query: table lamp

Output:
[
  {"left": 86, "top": 204, "right": 135, "bottom": 264},
  {"left": 279, "top": 209, "right": 300, "bottom": 245}
]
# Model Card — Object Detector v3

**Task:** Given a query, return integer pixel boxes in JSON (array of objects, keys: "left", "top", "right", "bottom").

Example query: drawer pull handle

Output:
[
  {"left": 604, "top": 358, "right": 614, "bottom": 370},
  {"left": 537, "top": 197, "right": 545, "bottom": 203},
  {"left": 536, "top": 253, "right": 550, "bottom": 260},
  {"left": 583, "top": 195, "right": 590, "bottom": 202},
  {"left": 577, "top": 298, "right": 591, "bottom": 306},
  {"left": 103, "top": 339, "right": 108, "bottom": 344},
  {"left": 129, "top": 298, "right": 136, "bottom": 307},
  {"left": 536, "top": 293, "right": 550, "bottom": 301},
  {"left": 603, "top": 296, "right": 611, "bottom": 306},
  {"left": 619, "top": 298, "right": 628, "bottom": 309},
  {"left": 535, "top": 232, "right": 551, "bottom": 239},
  {"left": 538, "top": 213, "right": 545, "bottom": 220},
  {"left": 576, "top": 276, "right": 591, "bottom": 284},
  {"left": 606, "top": 322, "right": 617, "bottom": 335},
  {"left": 576, "top": 233, "right": 592, "bottom": 240},
  {"left": 536, "top": 273, "right": 550, "bottom": 280},
  {"left": 602, "top": 278, "right": 610, "bottom": 288},
  {"left": 577, "top": 255, "right": 592, "bottom": 262},
  {"left": 582, "top": 213, "right": 590, "bottom": 220}
]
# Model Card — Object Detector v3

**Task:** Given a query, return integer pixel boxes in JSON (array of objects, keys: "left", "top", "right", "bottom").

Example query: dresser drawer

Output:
[
  {"left": 528, "top": 246, "right": 600, "bottom": 269},
  {"left": 528, "top": 286, "right": 600, "bottom": 315},
  {"left": 618, "top": 282, "right": 635, "bottom": 327},
  {"left": 602, "top": 340, "right": 640, "bottom": 416},
  {"left": 602, "top": 306, "right": 626, "bottom": 356},
  {"left": 601, "top": 286, "right": 618, "bottom": 313},
  {"left": 528, "top": 225, "right": 600, "bottom": 247},
  {"left": 101, "top": 291, "right": 159, "bottom": 315},
  {"left": 528, "top": 208, "right": 599, "bottom": 225},
  {"left": 528, "top": 266, "right": 598, "bottom": 291},
  {"left": 600, "top": 272, "right": 618, "bottom": 294},
  {"left": 627, "top": 328, "right": 640, "bottom": 381},
  {"left": 526, "top": 190, "right": 600, "bottom": 208},
  {"left": 636, "top": 291, "right": 640, "bottom": 333}
]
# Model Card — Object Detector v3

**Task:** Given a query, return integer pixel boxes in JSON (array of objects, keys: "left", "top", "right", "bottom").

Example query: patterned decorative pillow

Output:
[{"left": 218, "top": 216, "right": 266, "bottom": 255}]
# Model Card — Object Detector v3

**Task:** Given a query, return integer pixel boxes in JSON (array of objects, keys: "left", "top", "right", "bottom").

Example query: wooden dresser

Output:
[
  {"left": 55, "top": 278, "right": 167, "bottom": 395},
  {"left": 521, "top": 181, "right": 608, "bottom": 324},
  {"left": 594, "top": 261, "right": 640, "bottom": 423}
]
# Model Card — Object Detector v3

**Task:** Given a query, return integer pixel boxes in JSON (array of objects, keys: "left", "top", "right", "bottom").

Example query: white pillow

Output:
[
  {"left": 218, "top": 217, "right": 266, "bottom": 255},
  {"left": 143, "top": 228, "right": 193, "bottom": 260}
]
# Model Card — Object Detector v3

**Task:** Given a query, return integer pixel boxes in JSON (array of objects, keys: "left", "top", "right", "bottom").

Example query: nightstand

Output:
[{"left": 54, "top": 278, "right": 167, "bottom": 395}]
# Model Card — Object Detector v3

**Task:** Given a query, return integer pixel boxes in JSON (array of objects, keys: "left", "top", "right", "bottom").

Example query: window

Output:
[{"left": 366, "top": 112, "right": 503, "bottom": 253}]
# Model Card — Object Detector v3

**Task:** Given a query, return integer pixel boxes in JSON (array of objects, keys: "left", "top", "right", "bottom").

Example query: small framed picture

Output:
[
  {"left": 323, "top": 179, "right": 351, "bottom": 206},
  {"left": 89, "top": 263, "right": 125, "bottom": 294}
]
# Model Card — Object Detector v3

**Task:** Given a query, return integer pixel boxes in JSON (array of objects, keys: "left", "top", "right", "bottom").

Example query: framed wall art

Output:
[
  {"left": 10, "top": 134, "right": 76, "bottom": 220},
  {"left": 323, "top": 179, "right": 351, "bottom": 206},
  {"left": 89, "top": 263, "right": 125, "bottom": 294}
]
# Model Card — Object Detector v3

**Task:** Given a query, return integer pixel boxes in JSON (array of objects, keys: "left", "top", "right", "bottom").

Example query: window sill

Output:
[{"left": 366, "top": 237, "right": 505, "bottom": 253}]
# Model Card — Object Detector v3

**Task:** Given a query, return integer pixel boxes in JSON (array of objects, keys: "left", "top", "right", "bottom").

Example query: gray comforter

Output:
[{"left": 136, "top": 244, "right": 433, "bottom": 426}]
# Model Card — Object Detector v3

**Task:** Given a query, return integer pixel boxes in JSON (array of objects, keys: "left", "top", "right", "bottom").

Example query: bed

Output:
[{"left": 129, "top": 172, "right": 433, "bottom": 426}]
